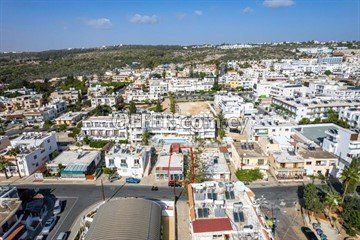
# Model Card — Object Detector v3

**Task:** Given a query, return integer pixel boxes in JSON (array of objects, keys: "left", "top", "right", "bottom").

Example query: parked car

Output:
[
  {"left": 53, "top": 200, "right": 62, "bottom": 215},
  {"left": 301, "top": 227, "right": 318, "bottom": 240},
  {"left": 41, "top": 216, "right": 57, "bottom": 235},
  {"left": 125, "top": 177, "right": 140, "bottom": 184},
  {"left": 35, "top": 235, "right": 44, "bottom": 240},
  {"left": 56, "top": 232, "right": 68, "bottom": 240},
  {"left": 168, "top": 180, "right": 181, "bottom": 187},
  {"left": 109, "top": 175, "right": 121, "bottom": 182}
]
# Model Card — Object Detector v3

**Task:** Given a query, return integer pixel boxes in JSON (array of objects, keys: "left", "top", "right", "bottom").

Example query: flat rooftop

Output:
[
  {"left": 233, "top": 142, "right": 267, "bottom": 158},
  {"left": 48, "top": 150, "right": 100, "bottom": 166}
]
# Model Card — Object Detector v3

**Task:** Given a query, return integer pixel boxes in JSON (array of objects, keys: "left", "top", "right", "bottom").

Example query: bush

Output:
[
  {"left": 235, "top": 169, "right": 263, "bottom": 182},
  {"left": 102, "top": 167, "right": 115, "bottom": 175},
  {"left": 89, "top": 140, "right": 109, "bottom": 149}
]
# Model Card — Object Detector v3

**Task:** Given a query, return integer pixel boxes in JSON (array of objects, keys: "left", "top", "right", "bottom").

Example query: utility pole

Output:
[{"left": 101, "top": 179, "right": 105, "bottom": 201}]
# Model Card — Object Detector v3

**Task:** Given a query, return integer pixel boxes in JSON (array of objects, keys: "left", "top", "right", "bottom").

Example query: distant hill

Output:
[{"left": 0, "top": 42, "right": 358, "bottom": 88}]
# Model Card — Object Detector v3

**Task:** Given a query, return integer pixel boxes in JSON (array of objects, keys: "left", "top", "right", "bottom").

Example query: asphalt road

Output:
[
  {"left": 7, "top": 183, "right": 302, "bottom": 240},
  {"left": 13, "top": 184, "right": 183, "bottom": 240}
]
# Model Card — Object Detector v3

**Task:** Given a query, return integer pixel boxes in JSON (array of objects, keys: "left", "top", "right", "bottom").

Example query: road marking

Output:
[{"left": 50, "top": 197, "right": 78, "bottom": 240}]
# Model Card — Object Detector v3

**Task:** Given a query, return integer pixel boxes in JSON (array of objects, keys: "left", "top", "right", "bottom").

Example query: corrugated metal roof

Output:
[{"left": 85, "top": 198, "right": 162, "bottom": 240}]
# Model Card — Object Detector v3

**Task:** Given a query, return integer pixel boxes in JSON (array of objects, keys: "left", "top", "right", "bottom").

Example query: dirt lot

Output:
[{"left": 162, "top": 100, "right": 211, "bottom": 115}]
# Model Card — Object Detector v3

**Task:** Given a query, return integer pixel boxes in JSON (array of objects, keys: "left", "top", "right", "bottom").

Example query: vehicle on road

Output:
[
  {"left": 56, "top": 232, "right": 68, "bottom": 240},
  {"left": 109, "top": 175, "right": 121, "bottom": 182},
  {"left": 151, "top": 186, "right": 158, "bottom": 191},
  {"left": 301, "top": 227, "right": 318, "bottom": 240},
  {"left": 125, "top": 177, "right": 140, "bottom": 184},
  {"left": 35, "top": 235, "right": 44, "bottom": 240},
  {"left": 41, "top": 216, "right": 57, "bottom": 235},
  {"left": 53, "top": 199, "right": 62, "bottom": 215},
  {"left": 168, "top": 180, "right": 181, "bottom": 187}
]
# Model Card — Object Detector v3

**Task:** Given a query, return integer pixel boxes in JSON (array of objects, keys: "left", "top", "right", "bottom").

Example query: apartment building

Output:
[
  {"left": 214, "top": 93, "right": 257, "bottom": 119},
  {"left": 272, "top": 97, "right": 360, "bottom": 121},
  {"left": 50, "top": 89, "right": 79, "bottom": 104},
  {"left": 188, "top": 181, "right": 273, "bottom": 240},
  {"left": 200, "top": 147, "right": 231, "bottom": 181},
  {"left": 105, "top": 144, "right": 151, "bottom": 178},
  {"left": 246, "top": 115, "right": 296, "bottom": 141},
  {"left": 8, "top": 132, "right": 58, "bottom": 177},
  {"left": 87, "top": 85, "right": 108, "bottom": 98},
  {"left": 125, "top": 90, "right": 161, "bottom": 103},
  {"left": 5, "top": 94, "right": 43, "bottom": 111},
  {"left": 23, "top": 100, "right": 67, "bottom": 123},
  {"left": 230, "top": 142, "right": 269, "bottom": 179},
  {"left": 81, "top": 113, "right": 216, "bottom": 142},
  {"left": 339, "top": 107, "right": 360, "bottom": 129},
  {"left": 81, "top": 116, "right": 129, "bottom": 141},
  {"left": 297, "top": 47, "right": 333, "bottom": 55},
  {"left": 91, "top": 94, "right": 121, "bottom": 107},
  {"left": 322, "top": 125, "right": 360, "bottom": 175},
  {"left": 46, "top": 150, "right": 101, "bottom": 179},
  {"left": 293, "top": 124, "right": 360, "bottom": 177},
  {"left": 55, "top": 111, "right": 87, "bottom": 126},
  {"left": 168, "top": 78, "right": 213, "bottom": 92},
  {"left": 149, "top": 80, "right": 169, "bottom": 95},
  {"left": 269, "top": 84, "right": 307, "bottom": 98}
]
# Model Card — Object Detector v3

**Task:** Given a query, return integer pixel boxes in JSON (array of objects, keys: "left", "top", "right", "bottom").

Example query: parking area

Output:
[{"left": 43, "top": 197, "right": 78, "bottom": 240}]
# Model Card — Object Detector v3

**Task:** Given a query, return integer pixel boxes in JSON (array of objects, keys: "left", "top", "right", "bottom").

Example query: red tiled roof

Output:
[{"left": 192, "top": 218, "right": 232, "bottom": 233}]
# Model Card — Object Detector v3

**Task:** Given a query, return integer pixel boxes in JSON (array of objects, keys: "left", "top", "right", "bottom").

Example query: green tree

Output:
[
  {"left": 327, "top": 109, "right": 339, "bottom": 123},
  {"left": 154, "top": 100, "right": 163, "bottom": 112},
  {"left": 7, "top": 147, "right": 20, "bottom": 156},
  {"left": 324, "top": 70, "right": 332, "bottom": 76},
  {"left": 299, "top": 118, "right": 311, "bottom": 125},
  {"left": 324, "top": 189, "right": 341, "bottom": 213},
  {"left": 142, "top": 130, "right": 151, "bottom": 145},
  {"left": 340, "top": 158, "right": 360, "bottom": 202},
  {"left": 169, "top": 94, "right": 176, "bottom": 114},
  {"left": 304, "top": 183, "right": 325, "bottom": 213},
  {"left": 341, "top": 196, "right": 360, "bottom": 236},
  {"left": 129, "top": 101, "right": 137, "bottom": 114},
  {"left": 0, "top": 158, "right": 9, "bottom": 179}
]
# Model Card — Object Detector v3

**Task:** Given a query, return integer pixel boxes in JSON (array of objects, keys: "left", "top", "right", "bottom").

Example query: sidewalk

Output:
[{"left": 68, "top": 201, "right": 104, "bottom": 240}]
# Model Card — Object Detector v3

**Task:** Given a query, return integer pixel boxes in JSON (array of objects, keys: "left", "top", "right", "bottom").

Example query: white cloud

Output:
[
  {"left": 263, "top": 0, "right": 295, "bottom": 8},
  {"left": 176, "top": 13, "right": 187, "bottom": 20},
  {"left": 130, "top": 14, "right": 159, "bottom": 24},
  {"left": 194, "top": 10, "right": 203, "bottom": 16},
  {"left": 85, "top": 18, "right": 112, "bottom": 29},
  {"left": 242, "top": 7, "right": 254, "bottom": 14}
]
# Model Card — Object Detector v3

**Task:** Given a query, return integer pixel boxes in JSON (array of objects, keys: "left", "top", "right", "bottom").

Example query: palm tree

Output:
[
  {"left": 340, "top": 158, "right": 360, "bottom": 203},
  {"left": 0, "top": 157, "right": 9, "bottom": 179},
  {"left": 325, "top": 190, "right": 341, "bottom": 213}
]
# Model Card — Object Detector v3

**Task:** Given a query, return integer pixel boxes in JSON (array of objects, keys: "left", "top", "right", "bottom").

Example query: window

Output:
[
  {"left": 134, "top": 159, "right": 140, "bottom": 165},
  {"left": 306, "top": 161, "right": 311, "bottom": 165},
  {"left": 280, "top": 163, "right": 286, "bottom": 168},
  {"left": 108, "top": 159, "right": 114, "bottom": 167},
  {"left": 258, "top": 159, "right": 264, "bottom": 165},
  {"left": 33, "top": 155, "right": 37, "bottom": 160},
  {"left": 121, "top": 159, "right": 126, "bottom": 164}
]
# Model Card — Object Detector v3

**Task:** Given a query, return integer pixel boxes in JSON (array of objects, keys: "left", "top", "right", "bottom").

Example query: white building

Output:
[
  {"left": 91, "top": 94, "right": 121, "bottom": 107},
  {"left": 125, "top": 90, "right": 161, "bottom": 103},
  {"left": 189, "top": 181, "right": 273, "bottom": 240},
  {"left": 339, "top": 107, "right": 360, "bottom": 129},
  {"left": 154, "top": 144, "right": 184, "bottom": 181},
  {"left": 9, "top": 132, "right": 58, "bottom": 177},
  {"left": 81, "top": 112, "right": 216, "bottom": 142},
  {"left": 272, "top": 97, "right": 360, "bottom": 122},
  {"left": 149, "top": 80, "right": 169, "bottom": 95},
  {"left": 269, "top": 84, "right": 307, "bottom": 98},
  {"left": 46, "top": 150, "right": 101, "bottom": 179},
  {"left": 322, "top": 125, "right": 360, "bottom": 176},
  {"left": 105, "top": 144, "right": 151, "bottom": 178},
  {"left": 214, "top": 93, "right": 257, "bottom": 118},
  {"left": 200, "top": 147, "right": 231, "bottom": 181}
]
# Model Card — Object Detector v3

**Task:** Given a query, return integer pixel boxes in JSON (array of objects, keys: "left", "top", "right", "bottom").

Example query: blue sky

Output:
[{"left": 1, "top": 0, "right": 359, "bottom": 52}]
